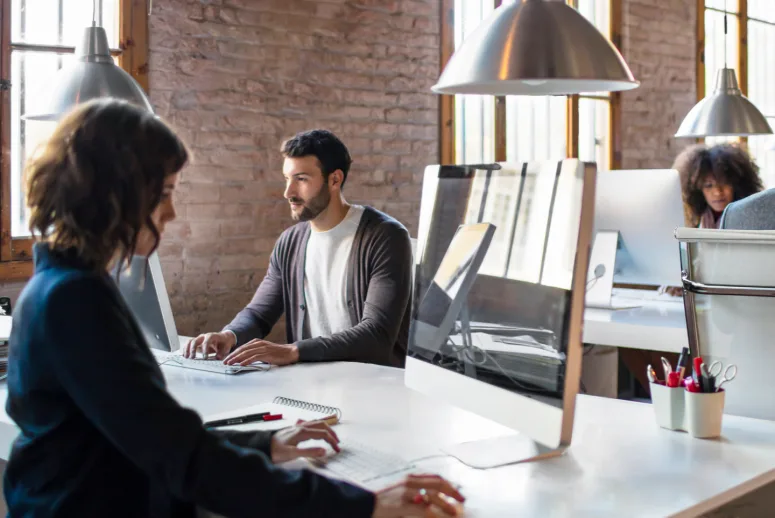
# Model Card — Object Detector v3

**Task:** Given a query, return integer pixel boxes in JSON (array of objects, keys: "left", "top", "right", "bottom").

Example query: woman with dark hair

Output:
[
  {"left": 4, "top": 99, "right": 464, "bottom": 517},
  {"left": 673, "top": 142, "right": 764, "bottom": 229}
]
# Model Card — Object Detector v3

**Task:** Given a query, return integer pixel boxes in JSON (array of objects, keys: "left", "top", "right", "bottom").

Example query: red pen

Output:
[
  {"left": 263, "top": 414, "right": 283, "bottom": 422},
  {"left": 666, "top": 372, "right": 680, "bottom": 388}
]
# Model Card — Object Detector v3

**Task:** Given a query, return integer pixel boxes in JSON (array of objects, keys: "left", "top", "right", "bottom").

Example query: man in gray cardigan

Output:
[
  {"left": 185, "top": 130, "right": 413, "bottom": 368},
  {"left": 719, "top": 188, "right": 775, "bottom": 230}
]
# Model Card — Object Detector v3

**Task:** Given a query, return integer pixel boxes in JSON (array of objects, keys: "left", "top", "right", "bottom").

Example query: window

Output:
[
  {"left": 745, "top": 0, "right": 775, "bottom": 186},
  {"left": 576, "top": 0, "right": 613, "bottom": 168},
  {"left": 0, "top": 0, "right": 147, "bottom": 279},
  {"left": 442, "top": 0, "right": 620, "bottom": 169},
  {"left": 700, "top": 0, "right": 775, "bottom": 185}
]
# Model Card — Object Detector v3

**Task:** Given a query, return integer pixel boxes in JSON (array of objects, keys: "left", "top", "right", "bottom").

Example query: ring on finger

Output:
[{"left": 412, "top": 488, "right": 430, "bottom": 506}]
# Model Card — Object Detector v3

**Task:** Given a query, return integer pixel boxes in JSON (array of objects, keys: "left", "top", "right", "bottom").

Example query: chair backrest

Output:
[{"left": 675, "top": 227, "right": 775, "bottom": 420}]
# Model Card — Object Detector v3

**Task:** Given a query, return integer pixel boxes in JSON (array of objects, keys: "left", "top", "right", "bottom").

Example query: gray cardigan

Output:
[{"left": 224, "top": 206, "right": 412, "bottom": 367}]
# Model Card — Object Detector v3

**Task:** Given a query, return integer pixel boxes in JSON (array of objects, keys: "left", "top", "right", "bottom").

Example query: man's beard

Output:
[{"left": 289, "top": 183, "right": 331, "bottom": 222}]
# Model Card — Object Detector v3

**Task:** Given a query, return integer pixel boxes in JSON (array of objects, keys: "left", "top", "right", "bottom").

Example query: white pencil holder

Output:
[
  {"left": 684, "top": 390, "right": 725, "bottom": 439},
  {"left": 650, "top": 383, "right": 685, "bottom": 431},
  {"left": 650, "top": 383, "right": 725, "bottom": 439}
]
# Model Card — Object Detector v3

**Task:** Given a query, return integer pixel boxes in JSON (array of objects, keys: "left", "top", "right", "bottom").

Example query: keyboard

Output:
[
  {"left": 315, "top": 439, "right": 416, "bottom": 484},
  {"left": 152, "top": 350, "right": 268, "bottom": 375}
]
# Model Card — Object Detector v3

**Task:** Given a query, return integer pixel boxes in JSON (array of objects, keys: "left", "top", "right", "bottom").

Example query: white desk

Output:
[
  {"left": 583, "top": 302, "right": 689, "bottom": 353},
  {"left": 0, "top": 348, "right": 774, "bottom": 517}
]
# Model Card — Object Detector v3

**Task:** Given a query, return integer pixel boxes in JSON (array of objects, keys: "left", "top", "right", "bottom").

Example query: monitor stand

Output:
[
  {"left": 585, "top": 230, "right": 618, "bottom": 308},
  {"left": 442, "top": 434, "right": 564, "bottom": 469}
]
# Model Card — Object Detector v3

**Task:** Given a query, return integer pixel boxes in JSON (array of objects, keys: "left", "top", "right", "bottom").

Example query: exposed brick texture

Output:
[
  {"left": 619, "top": 0, "right": 697, "bottom": 169},
  {"left": 148, "top": 0, "right": 440, "bottom": 337}
]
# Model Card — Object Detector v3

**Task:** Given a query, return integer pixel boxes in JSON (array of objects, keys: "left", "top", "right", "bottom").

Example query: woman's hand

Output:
[
  {"left": 269, "top": 419, "right": 340, "bottom": 463},
  {"left": 373, "top": 474, "right": 465, "bottom": 517}
]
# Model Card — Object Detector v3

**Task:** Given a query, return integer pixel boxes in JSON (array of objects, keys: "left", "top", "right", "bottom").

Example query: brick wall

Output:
[
  {"left": 148, "top": 0, "right": 440, "bottom": 337},
  {"left": 619, "top": 0, "right": 697, "bottom": 169}
]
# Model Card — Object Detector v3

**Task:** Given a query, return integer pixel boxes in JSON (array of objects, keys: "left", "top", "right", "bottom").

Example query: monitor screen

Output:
[
  {"left": 593, "top": 169, "right": 684, "bottom": 286},
  {"left": 408, "top": 160, "right": 591, "bottom": 422},
  {"left": 112, "top": 253, "right": 179, "bottom": 352}
]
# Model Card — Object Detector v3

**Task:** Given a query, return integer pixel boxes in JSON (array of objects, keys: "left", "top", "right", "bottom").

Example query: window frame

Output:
[
  {"left": 0, "top": 0, "right": 149, "bottom": 281},
  {"left": 698, "top": 0, "right": 775, "bottom": 179},
  {"left": 439, "top": 0, "right": 622, "bottom": 169}
]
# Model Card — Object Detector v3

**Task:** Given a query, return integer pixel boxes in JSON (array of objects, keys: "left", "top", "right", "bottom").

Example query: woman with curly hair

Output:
[{"left": 673, "top": 142, "right": 764, "bottom": 229}]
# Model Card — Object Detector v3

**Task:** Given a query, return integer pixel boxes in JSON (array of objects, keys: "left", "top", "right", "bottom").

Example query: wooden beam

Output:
[
  {"left": 0, "top": 0, "right": 12, "bottom": 263},
  {"left": 119, "top": 0, "right": 149, "bottom": 92},
  {"left": 738, "top": 0, "right": 747, "bottom": 96},
  {"left": 11, "top": 236, "right": 31, "bottom": 261},
  {"left": 566, "top": 95, "right": 579, "bottom": 159},
  {"left": 495, "top": 97, "right": 507, "bottom": 162},
  {"left": 0, "top": 259, "right": 32, "bottom": 281},
  {"left": 697, "top": 0, "right": 705, "bottom": 102},
  {"left": 610, "top": 0, "right": 622, "bottom": 169},
  {"left": 439, "top": 0, "right": 455, "bottom": 164}
]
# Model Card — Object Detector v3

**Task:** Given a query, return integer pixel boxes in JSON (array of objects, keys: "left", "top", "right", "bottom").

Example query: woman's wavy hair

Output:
[
  {"left": 673, "top": 142, "right": 763, "bottom": 225},
  {"left": 25, "top": 99, "right": 188, "bottom": 272}
]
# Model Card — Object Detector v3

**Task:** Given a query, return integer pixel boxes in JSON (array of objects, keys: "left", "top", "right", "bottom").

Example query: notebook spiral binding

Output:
[{"left": 273, "top": 396, "right": 343, "bottom": 420}]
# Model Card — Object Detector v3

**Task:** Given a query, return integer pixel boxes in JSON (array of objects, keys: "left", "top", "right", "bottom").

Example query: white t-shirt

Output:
[{"left": 303, "top": 205, "right": 365, "bottom": 339}]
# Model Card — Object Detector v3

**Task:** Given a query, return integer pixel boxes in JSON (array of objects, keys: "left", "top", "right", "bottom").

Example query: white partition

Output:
[{"left": 676, "top": 228, "right": 775, "bottom": 420}]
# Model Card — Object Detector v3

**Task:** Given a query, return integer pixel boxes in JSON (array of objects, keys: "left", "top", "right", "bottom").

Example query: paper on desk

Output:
[
  {"left": 202, "top": 403, "right": 333, "bottom": 432},
  {"left": 449, "top": 333, "right": 562, "bottom": 360}
]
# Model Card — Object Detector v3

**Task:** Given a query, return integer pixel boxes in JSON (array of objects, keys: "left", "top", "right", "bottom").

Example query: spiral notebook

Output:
[{"left": 202, "top": 397, "right": 342, "bottom": 431}]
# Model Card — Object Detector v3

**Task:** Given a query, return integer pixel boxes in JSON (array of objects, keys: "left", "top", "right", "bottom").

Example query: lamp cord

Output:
[{"left": 723, "top": 0, "right": 728, "bottom": 68}]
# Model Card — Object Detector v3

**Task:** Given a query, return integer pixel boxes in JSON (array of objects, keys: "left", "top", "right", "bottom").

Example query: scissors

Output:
[{"left": 708, "top": 360, "right": 737, "bottom": 392}]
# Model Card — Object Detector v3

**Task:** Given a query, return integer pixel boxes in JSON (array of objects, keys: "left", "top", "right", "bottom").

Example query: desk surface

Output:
[
  {"left": 583, "top": 301, "right": 689, "bottom": 353},
  {"left": 1, "top": 340, "right": 774, "bottom": 517}
]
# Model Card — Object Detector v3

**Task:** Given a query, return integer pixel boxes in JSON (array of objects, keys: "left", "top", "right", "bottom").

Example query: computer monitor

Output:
[
  {"left": 112, "top": 253, "right": 180, "bottom": 353},
  {"left": 592, "top": 169, "right": 685, "bottom": 287},
  {"left": 407, "top": 160, "right": 595, "bottom": 467},
  {"left": 412, "top": 223, "right": 495, "bottom": 354}
]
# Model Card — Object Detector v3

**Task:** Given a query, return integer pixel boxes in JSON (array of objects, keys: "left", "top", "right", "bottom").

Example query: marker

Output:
[
  {"left": 693, "top": 356, "right": 703, "bottom": 391},
  {"left": 676, "top": 347, "right": 689, "bottom": 378},
  {"left": 204, "top": 412, "right": 272, "bottom": 428}
]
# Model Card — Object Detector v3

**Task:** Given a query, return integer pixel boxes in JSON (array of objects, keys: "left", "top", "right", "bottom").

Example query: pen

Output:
[
  {"left": 320, "top": 414, "right": 340, "bottom": 426},
  {"left": 204, "top": 412, "right": 271, "bottom": 428},
  {"left": 676, "top": 347, "right": 689, "bottom": 379}
]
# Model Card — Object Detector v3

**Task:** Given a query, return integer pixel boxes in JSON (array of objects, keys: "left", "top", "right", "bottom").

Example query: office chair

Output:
[{"left": 676, "top": 228, "right": 775, "bottom": 420}]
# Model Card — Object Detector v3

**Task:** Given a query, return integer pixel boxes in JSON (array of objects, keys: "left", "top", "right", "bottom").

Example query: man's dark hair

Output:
[{"left": 281, "top": 129, "right": 352, "bottom": 187}]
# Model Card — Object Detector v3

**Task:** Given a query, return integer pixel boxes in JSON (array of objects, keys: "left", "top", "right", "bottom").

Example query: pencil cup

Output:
[
  {"left": 685, "top": 390, "right": 725, "bottom": 439},
  {"left": 650, "top": 383, "right": 684, "bottom": 431}
]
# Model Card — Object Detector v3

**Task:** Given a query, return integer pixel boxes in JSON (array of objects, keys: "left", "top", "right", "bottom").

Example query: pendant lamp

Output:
[
  {"left": 23, "top": 1, "right": 152, "bottom": 121},
  {"left": 675, "top": 2, "right": 771, "bottom": 137},
  {"left": 432, "top": 0, "right": 639, "bottom": 96}
]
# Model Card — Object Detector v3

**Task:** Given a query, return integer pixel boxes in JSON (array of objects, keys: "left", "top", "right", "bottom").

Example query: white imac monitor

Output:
[
  {"left": 406, "top": 160, "right": 595, "bottom": 467},
  {"left": 112, "top": 253, "right": 180, "bottom": 352},
  {"left": 592, "top": 169, "right": 685, "bottom": 287}
]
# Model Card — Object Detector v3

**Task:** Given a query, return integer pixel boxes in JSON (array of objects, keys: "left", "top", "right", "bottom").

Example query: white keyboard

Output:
[
  {"left": 152, "top": 350, "right": 268, "bottom": 375},
  {"left": 316, "top": 439, "right": 416, "bottom": 484}
]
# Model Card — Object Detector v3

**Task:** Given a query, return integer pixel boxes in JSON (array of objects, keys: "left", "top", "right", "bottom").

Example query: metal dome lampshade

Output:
[
  {"left": 432, "top": 0, "right": 639, "bottom": 96},
  {"left": 23, "top": 24, "right": 152, "bottom": 121},
  {"left": 675, "top": 68, "right": 773, "bottom": 138}
]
